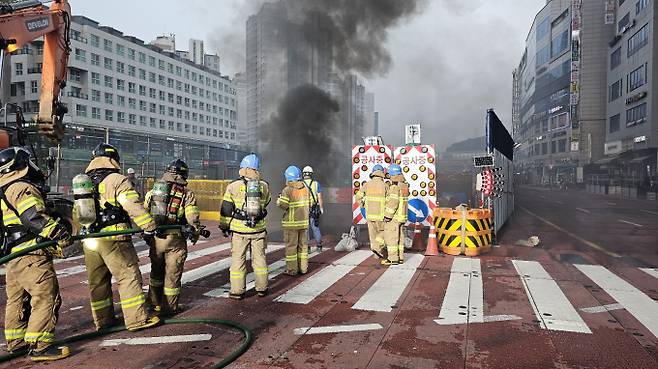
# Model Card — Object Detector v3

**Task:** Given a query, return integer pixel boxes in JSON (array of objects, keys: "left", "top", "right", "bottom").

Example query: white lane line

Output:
[
  {"left": 204, "top": 247, "right": 327, "bottom": 298},
  {"left": 580, "top": 303, "right": 624, "bottom": 314},
  {"left": 352, "top": 254, "right": 424, "bottom": 312},
  {"left": 69, "top": 306, "right": 84, "bottom": 311},
  {"left": 275, "top": 250, "right": 372, "bottom": 305},
  {"left": 513, "top": 260, "right": 591, "bottom": 333},
  {"left": 640, "top": 268, "right": 658, "bottom": 279},
  {"left": 435, "top": 258, "right": 483, "bottom": 325},
  {"left": 640, "top": 209, "right": 658, "bottom": 216},
  {"left": 618, "top": 219, "right": 643, "bottom": 227},
  {"left": 483, "top": 315, "right": 522, "bottom": 322},
  {"left": 575, "top": 264, "right": 658, "bottom": 339},
  {"left": 576, "top": 208, "right": 591, "bottom": 214},
  {"left": 293, "top": 323, "right": 383, "bottom": 335},
  {"left": 181, "top": 245, "right": 285, "bottom": 285},
  {"left": 100, "top": 334, "right": 212, "bottom": 347}
]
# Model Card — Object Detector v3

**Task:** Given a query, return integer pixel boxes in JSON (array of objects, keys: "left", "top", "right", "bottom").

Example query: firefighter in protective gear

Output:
[
  {"left": 144, "top": 159, "right": 200, "bottom": 315},
  {"left": 302, "top": 166, "right": 324, "bottom": 251},
  {"left": 382, "top": 164, "right": 410, "bottom": 265},
  {"left": 0, "top": 147, "right": 72, "bottom": 361},
  {"left": 277, "top": 166, "right": 312, "bottom": 276},
  {"left": 355, "top": 164, "right": 389, "bottom": 260},
  {"left": 80, "top": 143, "right": 160, "bottom": 332},
  {"left": 220, "top": 154, "right": 271, "bottom": 300}
]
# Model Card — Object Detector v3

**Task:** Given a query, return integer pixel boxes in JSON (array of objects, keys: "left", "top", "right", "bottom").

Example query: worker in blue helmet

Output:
[
  {"left": 277, "top": 165, "right": 312, "bottom": 276},
  {"left": 354, "top": 164, "right": 389, "bottom": 260},
  {"left": 382, "top": 164, "right": 409, "bottom": 265},
  {"left": 220, "top": 153, "right": 271, "bottom": 299}
]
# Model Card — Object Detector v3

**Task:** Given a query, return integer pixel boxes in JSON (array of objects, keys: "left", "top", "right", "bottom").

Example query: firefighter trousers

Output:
[
  {"left": 4, "top": 250, "right": 61, "bottom": 352},
  {"left": 229, "top": 231, "right": 268, "bottom": 295},
  {"left": 383, "top": 221, "right": 405, "bottom": 263},
  {"left": 148, "top": 232, "right": 187, "bottom": 313},
  {"left": 83, "top": 239, "right": 150, "bottom": 331},
  {"left": 284, "top": 228, "right": 309, "bottom": 275},
  {"left": 367, "top": 220, "right": 386, "bottom": 259}
]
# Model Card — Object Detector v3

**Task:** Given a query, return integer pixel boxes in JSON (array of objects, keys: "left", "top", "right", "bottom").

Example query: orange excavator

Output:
[{"left": 0, "top": 0, "right": 71, "bottom": 149}]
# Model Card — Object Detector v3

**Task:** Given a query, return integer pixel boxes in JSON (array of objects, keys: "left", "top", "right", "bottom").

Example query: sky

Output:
[{"left": 69, "top": 0, "right": 545, "bottom": 151}]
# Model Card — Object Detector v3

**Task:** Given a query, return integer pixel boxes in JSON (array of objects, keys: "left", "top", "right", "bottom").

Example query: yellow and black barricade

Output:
[{"left": 433, "top": 205, "right": 492, "bottom": 256}]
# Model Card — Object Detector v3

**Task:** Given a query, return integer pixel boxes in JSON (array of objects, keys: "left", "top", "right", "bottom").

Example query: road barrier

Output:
[{"left": 433, "top": 205, "right": 493, "bottom": 256}]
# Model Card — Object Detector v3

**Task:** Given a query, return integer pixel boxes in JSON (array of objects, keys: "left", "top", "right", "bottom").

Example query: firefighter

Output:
[
  {"left": 382, "top": 164, "right": 410, "bottom": 265},
  {"left": 302, "top": 166, "right": 323, "bottom": 251},
  {"left": 277, "top": 166, "right": 312, "bottom": 275},
  {"left": 80, "top": 143, "right": 160, "bottom": 331},
  {"left": 355, "top": 164, "right": 388, "bottom": 260},
  {"left": 144, "top": 159, "right": 200, "bottom": 315},
  {"left": 220, "top": 154, "right": 271, "bottom": 300},
  {"left": 0, "top": 147, "right": 72, "bottom": 361}
]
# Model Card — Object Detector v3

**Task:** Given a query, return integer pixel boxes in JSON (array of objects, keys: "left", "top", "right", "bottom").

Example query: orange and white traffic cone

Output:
[
  {"left": 411, "top": 219, "right": 424, "bottom": 251},
  {"left": 425, "top": 219, "right": 439, "bottom": 256}
]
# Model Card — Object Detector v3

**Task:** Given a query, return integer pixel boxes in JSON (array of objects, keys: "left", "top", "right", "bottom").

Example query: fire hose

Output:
[{"left": 0, "top": 226, "right": 253, "bottom": 368}]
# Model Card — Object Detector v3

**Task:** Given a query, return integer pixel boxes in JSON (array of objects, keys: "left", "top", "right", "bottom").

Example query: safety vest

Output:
[
  {"left": 279, "top": 183, "right": 311, "bottom": 229},
  {"left": 303, "top": 179, "right": 319, "bottom": 204},
  {"left": 394, "top": 182, "right": 410, "bottom": 223},
  {"left": 362, "top": 177, "right": 387, "bottom": 221},
  {"left": 221, "top": 180, "right": 269, "bottom": 234}
]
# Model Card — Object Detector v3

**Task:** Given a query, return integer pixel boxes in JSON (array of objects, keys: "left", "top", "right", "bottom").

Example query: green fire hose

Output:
[{"left": 0, "top": 227, "right": 253, "bottom": 368}]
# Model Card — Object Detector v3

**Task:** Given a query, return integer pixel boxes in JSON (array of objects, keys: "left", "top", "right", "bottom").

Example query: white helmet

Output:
[
  {"left": 302, "top": 166, "right": 313, "bottom": 174},
  {"left": 127, "top": 168, "right": 135, "bottom": 174}
]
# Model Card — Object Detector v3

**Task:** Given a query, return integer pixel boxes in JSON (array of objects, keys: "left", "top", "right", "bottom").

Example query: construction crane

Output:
[{"left": 0, "top": 0, "right": 71, "bottom": 148}]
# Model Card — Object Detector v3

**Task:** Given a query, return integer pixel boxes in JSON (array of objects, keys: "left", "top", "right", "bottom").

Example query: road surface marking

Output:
[
  {"left": 435, "top": 258, "right": 483, "bottom": 325},
  {"left": 100, "top": 334, "right": 212, "bottom": 347},
  {"left": 580, "top": 303, "right": 624, "bottom": 314},
  {"left": 618, "top": 219, "right": 643, "bottom": 227},
  {"left": 640, "top": 209, "right": 658, "bottom": 216},
  {"left": 483, "top": 315, "right": 522, "bottom": 322},
  {"left": 575, "top": 264, "right": 658, "bottom": 339},
  {"left": 293, "top": 323, "right": 383, "bottom": 335},
  {"left": 519, "top": 206, "right": 621, "bottom": 258},
  {"left": 275, "top": 250, "right": 372, "bottom": 304},
  {"left": 640, "top": 268, "right": 658, "bottom": 280},
  {"left": 576, "top": 208, "right": 591, "bottom": 214},
  {"left": 204, "top": 247, "right": 327, "bottom": 298},
  {"left": 513, "top": 260, "right": 591, "bottom": 333},
  {"left": 554, "top": 201, "right": 564, "bottom": 205},
  {"left": 606, "top": 202, "right": 617, "bottom": 206},
  {"left": 181, "top": 245, "right": 285, "bottom": 285},
  {"left": 69, "top": 306, "right": 84, "bottom": 311},
  {"left": 352, "top": 254, "right": 424, "bottom": 312}
]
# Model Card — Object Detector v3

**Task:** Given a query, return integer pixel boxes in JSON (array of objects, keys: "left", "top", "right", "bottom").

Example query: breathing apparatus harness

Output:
[{"left": 87, "top": 169, "right": 131, "bottom": 233}]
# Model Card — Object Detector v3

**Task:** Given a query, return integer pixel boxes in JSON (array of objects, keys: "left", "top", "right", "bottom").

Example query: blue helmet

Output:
[
  {"left": 372, "top": 164, "right": 385, "bottom": 172},
  {"left": 240, "top": 154, "right": 260, "bottom": 170},
  {"left": 284, "top": 165, "right": 302, "bottom": 182},
  {"left": 387, "top": 164, "right": 402, "bottom": 176}
]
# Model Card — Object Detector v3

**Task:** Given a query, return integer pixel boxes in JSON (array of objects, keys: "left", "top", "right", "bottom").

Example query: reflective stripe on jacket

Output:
[{"left": 277, "top": 181, "right": 311, "bottom": 230}]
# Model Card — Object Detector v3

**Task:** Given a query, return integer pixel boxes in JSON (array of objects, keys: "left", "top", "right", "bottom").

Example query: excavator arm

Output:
[{"left": 0, "top": 0, "right": 71, "bottom": 144}]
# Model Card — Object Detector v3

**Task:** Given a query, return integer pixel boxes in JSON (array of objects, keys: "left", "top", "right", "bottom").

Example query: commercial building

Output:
[
  {"left": 7, "top": 15, "right": 245, "bottom": 182},
  {"left": 513, "top": 0, "right": 614, "bottom": 186}
]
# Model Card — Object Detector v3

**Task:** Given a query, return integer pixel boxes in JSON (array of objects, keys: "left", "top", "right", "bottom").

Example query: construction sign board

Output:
[
  {"left": 352, "top": 145, "right": 394, "bottom": 224},
  {"left": 394, "top": 145, "right": 437, "bottom": 226}
]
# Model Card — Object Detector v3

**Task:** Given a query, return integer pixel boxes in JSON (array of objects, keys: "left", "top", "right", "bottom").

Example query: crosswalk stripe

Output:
[
  {"left": 204, "top": 247, "right": 327, "bottom": 298},
  {"left": 640, "top": 268, "right": 658, "bottom": 280},
  {"left": 180, "top": 245, "right": 285, "bottom": 285},
  {"left": 100, "top": 334, "right": 212, "bottom": 347},
  {"left": 513, "top": 260, "right": 591, "bottom": 333},
  {"left": 293, "top": 323, "right": 383, "bottom": 335},
  {"left": 575, "top": 264, "right": 658, "bottom": 339},
  {"left": 274, "top": 250, "right": 372, "bottom": 304},
  {"left": 352, "top": 254, "right": 424, "bottom": 312},
  {"left": 435, "top": 257, "right": 483, "bottom": 325}
]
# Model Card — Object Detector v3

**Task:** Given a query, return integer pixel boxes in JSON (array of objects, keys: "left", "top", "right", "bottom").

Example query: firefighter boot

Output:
[
  {"left": 126, "top": 316, "right": 161, "bottom": 332},
  {"left": 29, "top": 345, "right": 70, "bottom": 361}
]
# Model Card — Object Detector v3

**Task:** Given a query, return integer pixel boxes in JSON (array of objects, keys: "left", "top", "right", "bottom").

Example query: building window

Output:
[
  {"left": 117, "top": 95, "right": 125, "bottom": 106},
  {"left": 148, "top": 56, "right": 156, "bottom": 67},
  {"left": 129, "top": 114, "right": 136, "bottom": 125},
  {"left": 168, "top": 121, "right": 174, "bottom": 130},
  {"left": 636, "top": 0, "right": 649, "bottom": 13},
  {"left": 116, "top": 79, "right": 125, "bottom": 91},
  {"left": 117, "top": 111, "right": 126, "bottom": 123},
  {"left": 140, "top": 116, "right": 146, "bottom": 126},
  {"left": 128, "top": 65, "right": 136, "bottom": 77},
  {"left": 160, "top": 91, "right": 166, "bottom": 101},
  {"left": 609, "top": 79, "right": 623, "bottom": 101},
  {"left": 185, "top": 124, "right": 190, "bottom": 133},
  {"left": 103, "top": 39, "right": 112, "bottom": 52},
  {"left": 177, "top": 122, "right": 182, "bottom": 131},
  {"left": 116, "top": 43, "right": 125, "bottom": 56},
  {"left": 104, "top": 76, "right": 113, "bottom": 88},
  {"left": 129, "top": 98, "right": 136, "bottom": 109},
  {"left": 75, "top": 48, "right": 86, "bottom": 62},
  {"left": 159, "top": 75, "right": 166, "bottom": 86},
  {"left": 76, "top": 104, "right": 87, "bottom": 117},
  {"left": 128, "top": 48, "right": 135, "bottom": 60},
  {"left": 150, "top": 117, "right": 157, "bottom": 128},
  {"left": 91, "top": 90, "right": 100, "bottom": 102},
  {"left": 14, "top": 62, "right": 23, "bottom": 76},
  {"left": 168, "top": 107, "right": 174, "bottom": 116},
  {"left": 610, "top": 47, "right": 621, "bottom": 70},
  {"left": 150, "top": 103, "right": 157, "bottom": 113},
  {"left": 104, "top": 57, "right": 113, "bottom": 70},
  {"left": 628, "top": 24, "right": 649, "bottom": 56},
  {"left": 138, "top": 52, "right": 146, "bottom": 64},
  {"left": 105, "top": 109, "right": 113, "bottom": 121},
  {"left": 128, "top": 82, "right": 136, "bottom": 94},
  {"left": 69, "top": 69, "right": 81, "bottom": 83},
  {"left": 551, "top": 30, "right": 569, "bottom": 58},
  {"left": 139, "top": 101, "right": 147, "bottom": 111},
  {"left": 91, "top": 53, "right": 100, "bottom": 66},
  {"left": 116, "top": 61, "right": 125, "bottom": 74},
  {"left": 159, "top": 119, "right": 166, "bottom": 129},
  {"left": 139, "top": 68, "right": 146, "bottom": 80},
  {"left": 105, "top": 93, "right": 113, "bottom": 105},
  {"left": 628, "top": 63, "right": 647, "bottom": 91},
  {"left": 149, "top": 72, "right": 156, "bottom": 83},
  {"left": 92, "top": 107, "right": 101, "bottom": 119},
  {"left": 149, "top": 88, "right": 156, "bottom": 99},
  {"left": 609, "top": 114, "right": 621, "bottom": 133},
  {"left": 626, "top": 103, "right": 647, "bottom": 126},
  {"left": 90, "top": 34, "right": 100, "bottom": 48},
  {"left": 90, "top": 72, "right": 99, "bottom": 85},
  {"left": 139, "top": 85, "right": 146, "bottom": 96},
  {"left": 618, "top": 13, "right": 630, "bottom": 33},
  {"left": 160, "top": 105, "right": 166, "bottom": 115}
]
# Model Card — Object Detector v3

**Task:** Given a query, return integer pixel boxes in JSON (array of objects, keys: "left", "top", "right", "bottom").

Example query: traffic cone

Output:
[
  {"left": 411, "top": 219, "right": 424, "bottom": 251},
  {"left": 425, "top": 219, "right": 439, "bottom": 256}
]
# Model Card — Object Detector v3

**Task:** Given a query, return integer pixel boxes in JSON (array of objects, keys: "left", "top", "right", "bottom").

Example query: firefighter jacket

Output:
[
  {"left": 387, "top": 175, "right": 410, "bottom": 223},
  {"left": 86, "top": 157, "right": 156, "bottom": 240},
  {"left": 144, "top": 172, "right": 200, "bottom": 228},
  {"left": 220, "top": 168, "right": 271, "bottom": 234},
  {"left": 355, "top": 171, "right": 389, "bottom": 222},
  {"left": 277, "top": 181, "right": 311, "bottom": 230},
  {"left": 0, "top": 178, "right": 69, "bottom": 254}
]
